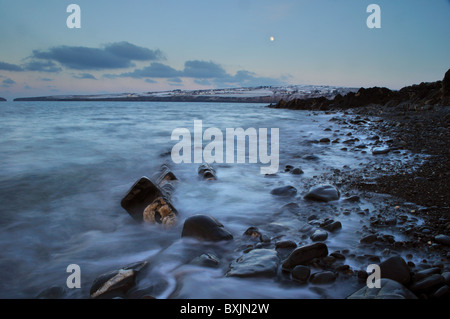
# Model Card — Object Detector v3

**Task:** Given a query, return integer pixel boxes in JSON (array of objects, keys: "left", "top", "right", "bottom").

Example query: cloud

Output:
[
  {"left": 40, "top": 78, "right": 53, "bottom": 82},
  {"left": 31, "top": 42, "right": 165, "bottom": 70},
  {"left": 183, "top": 60, "right": 228, "bottom": 78},
  {"left": 121, "top": 62, "right": 182, "bottom": 78},
  {"left": 23, "top": 60, "right": 62, "bottom": 73},
  {"left": 145, "top": 79, "right": 158, "bottom": 84},
  {"left": 168, "top": 77, "right": 182, "bottom": 83},
  {"left": 73, "top": 73, "right": 96, "bottom": 80},
  {"left": 120, "top": 59, "right": 284, "bottom": 87},
  {"left": 2, "top": 78, "right": 16, "bottom": 87},
  {"left": 104, "top": 42, "right": 165, "bottom": 61},
  {"left": 0, "top": 61, "right": 23, "bottom": 72}
]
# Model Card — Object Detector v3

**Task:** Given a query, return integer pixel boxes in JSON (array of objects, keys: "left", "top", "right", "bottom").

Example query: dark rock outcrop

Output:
[
  {"left": 282, "top": 243, "right": 328, "bottom": 269},
  {"left": 270, "top": 69, "right": 450, "bottom": 111}
]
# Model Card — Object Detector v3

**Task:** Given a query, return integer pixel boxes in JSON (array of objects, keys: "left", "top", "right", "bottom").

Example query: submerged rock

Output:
[
  {"left": 227, "top": 249, "right": 279, "bottom": 278},
  {"left": 347, "top": 279, "right": 417, "bottom": 299},
  {"left": 270, "top": 185, "right": 297, "bottom": 197},
  {"left": 181, "top": 214, "right": 233, "bottom": 242},
  {"left": 198, "top": 163, "right": 217, "bottom": 181},
  {"left": 282, "top": 243, "right": 329, "bottom": 270},
  {"left": 190, "top": 253, "right": 220, "bottom": 268},
  {"left": 304, "top": 184, "right": 340, "bottom": 202}
]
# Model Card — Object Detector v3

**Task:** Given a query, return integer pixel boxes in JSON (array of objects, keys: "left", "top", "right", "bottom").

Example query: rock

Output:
[
  {"left": 243, "top": 226, "right": 269, "bottom": 243},
  {"left": 181, "top": 215, "right": 233, "bottom": 242},
  {"left": 190, "top": 253, "right": 220, "bottom": 268},
  {"left": 90, "top": 261, "right": 148, "bottom": 299},
  {"left": 36, "top": 286, "right": 66, "bottom": 299},
  {"left": 121, "top": 165, "right": 178, "bottom": 226},
  {"left": 347, "top": 279, "right": 417, "bottom": 299},
  {"left": 310, "top": 230, "right": 328, "bottom": 242},
  {"left": 434, "top": 234, "right": 450, "bottom": 246},
  {"left": 279, "top": 202, "right": 301, "bottom": 215},
  {"left": 372, "top": 147, "right": 390, "bottom": 155},
  {"left": 0, "top": 97, "right": 6, "bottom": 102},
  {"left": 319, "top": 138, "right": 330, "bottom": 143},
  {"left": 304, "top": 184, "right": 340, "bottom": 202},
  {"left": 282, "top": 243, "right": 328, "bottom": 270},
  {"left": 344, "top": 195, "right": 360, "bottom": 202},
  {"left": 414, "top": 267, "right": 441, "bottom": 281},
  {"left": 431, "top": 285, "right": 450, "bottom": 299},
  {"left": 321, "top": 220, "right": 342, "bottom": 232},
  {"left": 275, "top": 240, "right": 297, "bottom": 249},
  {"left": 360, "top": 234, "right": 378, "bottom": 244},
  {"left": 291, "top": 168, "right": 304, "bottom": 175},
  {"left": 227, "top": 249, "right": 279, "bottom": 278},
  {"left": 379, "top": 256, "right": 411, "bottom": 285},
  {"left": 291, "top": 265, "right": 311, "bottom": 282},
  {"left": 409, "top": 274, "right": 445, "bottom": 294},
  {"left": 270, "top": 185, "right": 297, "bottom": 197},
  {"left": 310, "top": 271, "right": 337, "bottom": 284},
  {"left": 442, "top": 272, "right": 450, "bottom": 285},
  {"left": 198, "top": 163, "right": 217, "bottom": 181}
]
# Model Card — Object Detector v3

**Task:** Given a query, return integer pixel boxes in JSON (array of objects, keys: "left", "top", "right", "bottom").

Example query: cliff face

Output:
[{"left": 270, "top": 69, "right": 450, "bottom": 111}]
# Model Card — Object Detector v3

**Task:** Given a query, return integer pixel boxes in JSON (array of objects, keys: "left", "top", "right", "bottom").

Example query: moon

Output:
[{"left": 269, "top": 36, "right": 275, "bottom": 42}]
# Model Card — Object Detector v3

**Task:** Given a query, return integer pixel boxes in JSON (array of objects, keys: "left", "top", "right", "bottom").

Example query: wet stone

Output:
[
  {"left": 409, "top": 274, "right": 445, "bottom": 294},
  {"left": 227, "top": 249, "right": 279, "bottom": 278},
  {"left": 304, "top": 184, "right": 340, "bottom": 202},
  {"left": 190, "top": 253, "right": 220, "bottom": 268},
  {"left": 181, "top": 214, "right": 233, "bottom": 242},
  {"left": 309, "top": 271, "right": 337, "bottom": 284},
  {"left": 347, "top": 279, "right": 417, "bottom": 299},
  {"left": 310, "top": 230, "right": 328, "bottom": 242},
  {"left": 360, "top": 234, "right": 379, "bottom": 244},
  {"left": 270, "top": 185, "right": 298, "bottom": 197},
  {"left": 282, "top": 243, "right": 328, "bottom": 270},
  {"left": 435, "top": 234, "right": 450, "bottom": 246},
  {"left": 372, "top": 147, "right": 390, "bottom": 155},
  {"left": 379, "top": 256, "right": 411, "bottom": 285},
  {"left": 291, "top": 265, "right": 310, "bottom": 282},
  {"left": 275, "top": 240, "right": 297, "bottom": 250},
  {"left": 90, "top": 261, "right": 148, "bottom": 299}
]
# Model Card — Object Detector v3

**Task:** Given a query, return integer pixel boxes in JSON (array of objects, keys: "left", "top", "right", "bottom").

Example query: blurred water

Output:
[{"left": 0, "top": 101, "right": 418, "bottom": 299}]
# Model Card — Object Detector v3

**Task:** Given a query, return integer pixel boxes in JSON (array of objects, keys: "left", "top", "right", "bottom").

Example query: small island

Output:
[{"left": 0, "top": 97, "right": 6, "bottom": 102}]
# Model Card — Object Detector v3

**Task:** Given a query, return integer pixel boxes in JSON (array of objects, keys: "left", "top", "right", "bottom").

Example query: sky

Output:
[{"left": 0, "top": 0, "right": 449, "bottom": 100}]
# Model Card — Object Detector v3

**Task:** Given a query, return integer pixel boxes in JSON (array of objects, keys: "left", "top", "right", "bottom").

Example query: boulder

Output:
[
  {"left": 282, "top": 243, "right": 328, "bottom": 269},
  {"left": 409, "top": 274, "right": 445, "bottom": 294},
  {"left": 304, "top": 184, "right": 340, "bottom": 202},
  {"left": 90, "top": 261, "right": 148, "bottom": 299},
  {"left": 121, "top": 165, "right": 178, "bottom": 226},
  {"left": 379, "top": 256, "right": 411, "bottom": 285},
  {"left": 227, "top": 249, "right": 279, "bottom": 278},
  {"left": 321, "top": 220, "right": 342, "bottom": 232},
  {"left": 270, "top": 185, "right": 297, "bottom": 197},
  {"left": 347, "top": 279, "right": 417, "bottom": 299},
  {"left": 181, "top": 214, "right": 233, "bottom": 242}
]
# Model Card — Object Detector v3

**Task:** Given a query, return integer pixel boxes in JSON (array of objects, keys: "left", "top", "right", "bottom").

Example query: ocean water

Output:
[{"left": 0, "top": 101, "right": 418, "bottom": 299}]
